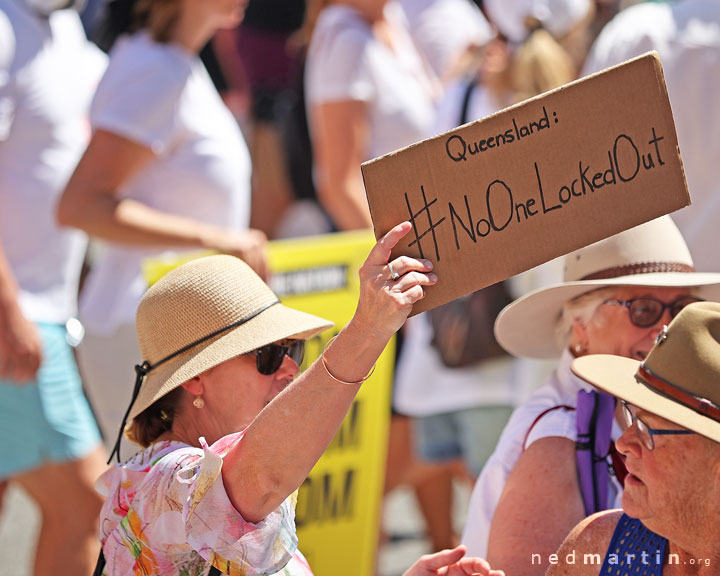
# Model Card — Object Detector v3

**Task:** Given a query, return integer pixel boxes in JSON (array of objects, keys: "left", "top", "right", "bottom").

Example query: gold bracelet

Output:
[{"left": 321, "top": 335, "right": 376, "bottom": 385}]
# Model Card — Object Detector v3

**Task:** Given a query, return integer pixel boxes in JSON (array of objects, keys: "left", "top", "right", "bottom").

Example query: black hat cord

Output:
[{"left": 107, "top": 300, "right": 280, "bottom": 464}]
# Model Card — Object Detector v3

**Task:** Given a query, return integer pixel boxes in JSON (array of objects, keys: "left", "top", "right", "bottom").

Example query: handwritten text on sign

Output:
[{"left": 362, "top": 52, "right": 689, "bottom": 314}]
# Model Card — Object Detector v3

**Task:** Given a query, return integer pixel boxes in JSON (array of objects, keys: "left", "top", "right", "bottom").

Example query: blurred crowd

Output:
[{"left": 1, "top": 0, "right": 719, "bottom": 575}]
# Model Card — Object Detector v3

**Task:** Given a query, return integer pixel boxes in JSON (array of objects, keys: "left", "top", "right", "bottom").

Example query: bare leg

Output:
[{"left": 16, "top": 445, "right": 106, "bottom": 576}]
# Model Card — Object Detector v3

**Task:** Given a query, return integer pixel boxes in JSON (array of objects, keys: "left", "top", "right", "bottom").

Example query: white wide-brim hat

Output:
[
  {"left": 494, "top": 215, "right": 720, "bottom": 359},
  {"left": 572, "top": 301, "right": 720, "bottom": 443}
]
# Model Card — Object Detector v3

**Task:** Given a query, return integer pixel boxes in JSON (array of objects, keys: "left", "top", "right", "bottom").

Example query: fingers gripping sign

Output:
[{"left": 357, "top": 222, "right": 437, "bottom": 337}]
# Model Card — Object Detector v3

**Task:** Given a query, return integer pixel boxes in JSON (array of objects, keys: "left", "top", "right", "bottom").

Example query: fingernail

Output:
[
  {"left": 428, "top": 273, "right": 438, "bottom": 282},
  {"left": 423, "top": 260, "right": 433, "bottom": 269}
]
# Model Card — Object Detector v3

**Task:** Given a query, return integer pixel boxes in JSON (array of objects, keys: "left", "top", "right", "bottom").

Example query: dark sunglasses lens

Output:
[
  {"left": 288, "top": 340, "right": 305, "bottom": 366},
  {"left": 628, "top": 299, "right": 662, "bottom": 327},
  {"left": 670, "top": 297, "right": 703, "bottom": 319},
  {"left": 256, "top": 345, "right": 285, "bottom": 375},
  {"left": 256, "top": 341, "right": 306, "bottom": 375}
]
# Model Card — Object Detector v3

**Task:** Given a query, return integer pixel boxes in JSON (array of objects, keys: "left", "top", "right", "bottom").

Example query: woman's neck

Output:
[{"left": 168, "top": 12, "right": 216, "bottom": 54}]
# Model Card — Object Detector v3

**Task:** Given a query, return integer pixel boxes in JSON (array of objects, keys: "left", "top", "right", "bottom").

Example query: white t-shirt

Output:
[
  {"left": 398, "top": 0, "right": 492, "bottom": 81},
  {"left": 0, "top": 1, "right": 106, "bottom": 323},
  {"left": 305, "top": 2, "right": 436, "bottom": 161},
  {"left": 460, "top": 349, "right": 622, "bottom": 557},
  {"left": 79, "top": 32, "right": 252, "bottom": 334},
  {"left": 582, "top": 0, "right": 720, "bottom": 271}
]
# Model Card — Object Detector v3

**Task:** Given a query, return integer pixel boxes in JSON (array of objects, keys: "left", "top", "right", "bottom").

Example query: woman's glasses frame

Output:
[
  {"left": 602, "top": 296, "right": 703, "bottom": 328},
  {"left": 620, "top": 400, "right": 696, "bottom": 450},
  {"left": 251, "top": 340, "right": 306, "bottom": 375}
]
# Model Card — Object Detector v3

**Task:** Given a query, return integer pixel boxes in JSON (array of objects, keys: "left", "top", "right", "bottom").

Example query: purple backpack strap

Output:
[{"left": 575, "top": 390, "right": 616, "bottom": 516}]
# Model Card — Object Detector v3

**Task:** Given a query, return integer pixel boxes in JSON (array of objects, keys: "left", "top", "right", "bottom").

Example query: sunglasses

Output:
[
  {"left": 602, "top": 296, "right": 703, "bottom": 328},
  {"left": 251, "top": 340, "right": 305, "bottom": 375},
  {"left": 621, "top": 401, "right": 695, "bottom": 451}
]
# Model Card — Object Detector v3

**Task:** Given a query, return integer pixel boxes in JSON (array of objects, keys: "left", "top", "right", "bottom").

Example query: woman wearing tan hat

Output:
[
  {"left": 548, "top": 301, "right": 720, "bottom": 575},
  {"left": 93, "top": 222, "right": 504, "bottom": 576},
  {"left": 460, "top": 216, "right": 720, "bottom": 575}
]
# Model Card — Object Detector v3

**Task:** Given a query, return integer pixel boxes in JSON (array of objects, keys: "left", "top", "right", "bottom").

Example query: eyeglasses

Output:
[
  {"left": 251, "top": 340, "right": 305, "bottom": 375},
  {"left": 602, "top": 296, "right": 703, "bottom": 328},
  {"left": 620, "top": 401, "right": 695, "bottom": 451}
]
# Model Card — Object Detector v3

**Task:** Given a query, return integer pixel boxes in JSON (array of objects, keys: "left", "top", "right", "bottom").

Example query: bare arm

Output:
[
  {"left": 222, "top": 222, "right": 436, "bottom": 522},
  {"left": 0, "top": 237, "right": 42, "bottom": 382},
  {"left": 546, "top": 510, "right": 621, "bottom": 576},
  {"left": 487, "top": 437, "right": 586, "bottom": 576},
  {"left": 309, "top": 99, "right": 373, "bottom": 231},
  {"left": 57, "top": 129, "right": 268, "bottom": 277}
]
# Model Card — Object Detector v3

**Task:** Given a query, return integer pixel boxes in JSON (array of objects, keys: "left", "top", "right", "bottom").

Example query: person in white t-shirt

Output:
[
  {"left": 582, "top": 0, "right": 720, "bottom": 272},
  {"left": 0, "top": 0, "right": 108, "bottom": 573},
  {"left": 57, "top": 0, "right": 268, "bottom": 457}
]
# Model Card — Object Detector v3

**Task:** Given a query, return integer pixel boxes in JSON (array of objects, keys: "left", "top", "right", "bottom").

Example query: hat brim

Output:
[
  {"left": 571, "top": 354, "right": 720, "bottom": 443},
  {"left": 494, "top": 272, "right": 720, "bottom": 359},
  {"left": 129, "top": 303, "right": 333, "bottom": 421}
]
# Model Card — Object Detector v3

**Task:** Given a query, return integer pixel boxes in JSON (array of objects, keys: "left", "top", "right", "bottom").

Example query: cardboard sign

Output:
[{"left": 362, "top": 52, "right": 690, "bottom": 314}]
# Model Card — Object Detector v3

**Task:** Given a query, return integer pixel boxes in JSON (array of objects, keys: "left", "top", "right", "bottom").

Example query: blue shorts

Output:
[
  {"left": 414, "top": 405, "right": 514, "bottom": 477},
  {"left": 0, "top": 323, "right": 101, "bottom": 479}
]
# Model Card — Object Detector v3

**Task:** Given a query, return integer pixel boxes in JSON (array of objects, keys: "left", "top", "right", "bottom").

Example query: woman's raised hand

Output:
[{"left": 353, "top": 221, "right": 437, "bottom": 339}]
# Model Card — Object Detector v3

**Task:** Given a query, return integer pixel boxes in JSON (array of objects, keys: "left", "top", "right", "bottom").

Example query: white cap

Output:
[{"left": 484, "top": 0, "right": 591, "bottom": 43}]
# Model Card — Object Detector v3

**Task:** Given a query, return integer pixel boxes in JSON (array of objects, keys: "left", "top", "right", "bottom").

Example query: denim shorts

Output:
[
  {"left": 414, "top": 405, "right": 514, "bottom": 477},
  {"left": 0, "top": 322, "right": 101, "bottom": 479}
]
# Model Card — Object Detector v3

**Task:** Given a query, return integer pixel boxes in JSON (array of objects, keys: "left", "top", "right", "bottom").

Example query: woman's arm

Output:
[
  {"left": 57, "top": 129, "right": 267, "bottom": 277},
  {"left": 309, "top": 99, "right": 373, "bottom": 231},
  {"left": 0, "top": 238, "right": 41, "bottom": 382},
  {"left": 222, "top": 222, "right": 435, "bottom": 522},
  {"left": 487, "top": 436, "right": 586, "bottom": 576}
]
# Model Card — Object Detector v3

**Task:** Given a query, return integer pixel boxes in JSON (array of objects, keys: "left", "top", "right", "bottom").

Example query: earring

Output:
[
  {"left": 192, "top": 395, "right": 205, "bottom": 409},
  {"left": 575, "top": 343, "right": 582, "bottom": 354}
]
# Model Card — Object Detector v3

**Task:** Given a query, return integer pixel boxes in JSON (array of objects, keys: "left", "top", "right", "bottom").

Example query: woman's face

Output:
[
  {"left": 616, "top": 406, "right": 719, "bottom": 540},
  {"left": 573, "top": 286, "right": 697, "bottom": 361},
  {"left": 197, "top": 344, "right": 300, "bottom": 437}
]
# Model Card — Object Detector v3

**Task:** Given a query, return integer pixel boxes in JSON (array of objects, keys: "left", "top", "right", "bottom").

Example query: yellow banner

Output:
[{"left": 142, "top": 231, "right": 392, "bottom": 576}]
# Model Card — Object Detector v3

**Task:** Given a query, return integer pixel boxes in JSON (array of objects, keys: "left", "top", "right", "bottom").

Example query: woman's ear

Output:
[
  {"left": 570, "top": 317, "right": 588, "bottom": 353},
  {"left": 181, "top": 376, "right": 203, "bottom": 396}
]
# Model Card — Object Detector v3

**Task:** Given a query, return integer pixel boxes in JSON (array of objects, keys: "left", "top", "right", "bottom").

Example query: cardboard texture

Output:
[{"left": 362, "top": 52, "right": 690, "bottom": 314}]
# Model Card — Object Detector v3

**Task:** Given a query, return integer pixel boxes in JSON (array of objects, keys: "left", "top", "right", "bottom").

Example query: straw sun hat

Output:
[
  {"left": 483, "top": 0, "right": 592, "bottom": 43},
  {"left": 127, "top": 255, "right": 333, "bottom": 423},
  {"left": 494, "top": 216, "right": 720, "bottom": 359},
  {"left": 572, "top": 301, "right": 720, "bottom": 443}
]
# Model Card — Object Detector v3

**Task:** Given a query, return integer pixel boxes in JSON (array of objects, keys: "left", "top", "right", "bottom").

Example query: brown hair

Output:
[
  {"left": 126, "top": 385, "right": 184, "bottom": 447},
  {"left": 133, "top": 0, "right": 182, "bottom": 44}
]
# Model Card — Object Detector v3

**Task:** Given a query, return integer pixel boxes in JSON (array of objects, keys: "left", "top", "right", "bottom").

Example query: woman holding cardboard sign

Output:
[{"left": 93, "top": 222, "right": 505, "bottom": 576}]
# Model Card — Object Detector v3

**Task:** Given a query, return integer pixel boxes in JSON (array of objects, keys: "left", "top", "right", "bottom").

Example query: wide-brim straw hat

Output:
[
  {"left": 572, "top": 301, "right": 720, "bottom": 443},
  {"left": 484, "top": 0, "right": 592, "bottom": 43},
  {"left": 494, "top": 216, "right": 720, "bottom": 359},
  {"left": 128, "top": 255, "right": 333, "bottom": 422}
]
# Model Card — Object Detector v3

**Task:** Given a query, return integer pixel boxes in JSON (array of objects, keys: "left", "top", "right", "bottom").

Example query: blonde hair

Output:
[
  {"left": 510, "top": 24, "right": 577, "bottom": 102},
  {"left": 134, "top": 0, "right": 182, "bottom": 44}
]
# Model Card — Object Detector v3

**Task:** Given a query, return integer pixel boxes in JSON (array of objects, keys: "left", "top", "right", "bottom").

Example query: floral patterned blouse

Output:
[{"left": 95, "top": 432, "right": 314, "bottom": 576}]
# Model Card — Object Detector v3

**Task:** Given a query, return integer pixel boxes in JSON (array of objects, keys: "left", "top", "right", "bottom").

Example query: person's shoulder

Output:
[
  {"left": 547, "top": 509, "right": 622, "bottom": 576},
  {"left": 105, "top": 32, "right": 190, "bottom": 85},
  {"left": 312, "top": 5, "right": 373, "bottom": 51},
  {"left": 0, "top": 6, "right": 15, "bottom": 70}
]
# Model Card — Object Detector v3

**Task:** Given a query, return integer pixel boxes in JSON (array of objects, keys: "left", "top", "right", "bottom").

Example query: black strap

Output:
[
  {"left": 459, "top": 78, "right": 477, "bottom": 126},
  {"left": 209, "top": 566, "right": 222, "bottom": 575}
]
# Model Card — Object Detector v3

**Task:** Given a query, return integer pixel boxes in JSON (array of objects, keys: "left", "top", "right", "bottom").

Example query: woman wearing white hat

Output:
[
  {"left": 548, "top": 301, "right": 720, "bottom": 575},
  {"left": 93, "top": 222, "right": 504, "bottom": 576},
  {"left": 460, "top": 216, "right": 720, "bottom": 575}
]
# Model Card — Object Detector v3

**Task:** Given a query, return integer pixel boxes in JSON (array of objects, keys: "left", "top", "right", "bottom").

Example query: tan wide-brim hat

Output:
[
  {"left": 494, "top": 216, "right": 720, "bottom": 359},
  {"left": 128, "top": 255, "right": 333, "bottom": 422},
  {"left": 572, "top": 301, "right": 720, "bottom": 443}
]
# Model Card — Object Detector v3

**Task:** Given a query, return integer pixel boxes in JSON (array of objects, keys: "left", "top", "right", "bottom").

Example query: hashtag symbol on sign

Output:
[{"left": 405, "top": 186, "right": 446, "bottom": 261}]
